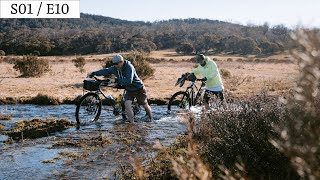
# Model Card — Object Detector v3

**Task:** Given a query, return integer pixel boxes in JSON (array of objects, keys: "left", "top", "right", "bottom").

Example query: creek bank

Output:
[{"left": 0, "top": 96, "right": 169, "bottom": 105}]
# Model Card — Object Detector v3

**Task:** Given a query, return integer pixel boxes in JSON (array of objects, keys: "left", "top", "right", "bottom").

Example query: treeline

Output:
[{"left": 0, "top": 13, "right": 294, "bottom": 56}]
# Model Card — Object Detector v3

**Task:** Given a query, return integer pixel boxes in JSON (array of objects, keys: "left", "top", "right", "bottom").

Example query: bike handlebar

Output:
[
  {"left": 196, "top": 78, "right": 206, "bottom": 82},
  {"left": 89, "top": 76, "right": 116, "bottom": 85}
]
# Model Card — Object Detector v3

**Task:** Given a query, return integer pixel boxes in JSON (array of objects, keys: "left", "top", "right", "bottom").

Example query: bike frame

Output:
[
  {"left": 100, "top": 90, "right": 125, "bottom": 112},
  {"left": 183, "top": 81, "right": 206, "bottom": 106},
  {"left": 84, "top": 79, "right": 126, "bottom": 115}
]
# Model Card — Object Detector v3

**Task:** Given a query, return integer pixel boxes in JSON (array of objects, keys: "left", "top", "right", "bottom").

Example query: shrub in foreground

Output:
[
  {"left": 271, "top": 29, "right": 320, "bottom": 179},
  {"left": 195, "top": 93, "right": 299, "bottom": 179}
]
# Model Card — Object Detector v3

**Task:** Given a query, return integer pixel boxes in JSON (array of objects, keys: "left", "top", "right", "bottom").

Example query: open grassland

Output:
[{"left": 0, "top": 50, "right": 298, "bottom": 103}]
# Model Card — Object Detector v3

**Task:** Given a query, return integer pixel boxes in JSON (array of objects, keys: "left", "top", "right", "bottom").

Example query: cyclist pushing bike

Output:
[
  {"left": 87, "top": 54, "right": 153, "bottom": 123},
  {"left": 187, "top": 54, "right": 225, "bottom": 110}
]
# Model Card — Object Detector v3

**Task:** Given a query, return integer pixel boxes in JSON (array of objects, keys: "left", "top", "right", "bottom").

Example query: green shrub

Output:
[
  {"left": 104, "top": 52, "right": 155, "bottom": 80},
  {"left": 176, "top": 43, "right": 194, "bottom": 54},
  {"left": 13, "top": 56, "right": 50, "bottom": 77},
  {"left": 72, "top": 57, "right": 86, "bottom": 73},
  {"left": 0, "top": 50, "right": 5, "bottom": 56}
]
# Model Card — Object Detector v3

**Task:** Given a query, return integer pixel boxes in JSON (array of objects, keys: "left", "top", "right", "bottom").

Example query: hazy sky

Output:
[{"left": 80, "top": 0, "right": 320, "bottom": 28}]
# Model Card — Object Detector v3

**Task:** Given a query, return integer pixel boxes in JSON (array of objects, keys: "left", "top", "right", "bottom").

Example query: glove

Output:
[
  {"left": 108, "top": 78, "right": 116, "bottom": 84},
  {"left": 200, "top": 77, "right": 207, "bottom": 81},
  {"left": 113, "top": 78, "right": 125, "bottom": 89},
  {"left": 87, "top": 72, "right": 95, "bottom": 78},
  {"left": 183, "top": 72, "right": 190, "bottom": 78},
  {"left": 187, "top": 73, "right": 196, "bottom": 81}
]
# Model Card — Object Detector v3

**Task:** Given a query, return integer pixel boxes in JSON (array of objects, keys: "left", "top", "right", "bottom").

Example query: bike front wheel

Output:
[
  {"left": 167, "top": 91, "right": 191, "bottom": 114},
  {"left": 75, "top": 92, "right": 102, "bottom": 124}
]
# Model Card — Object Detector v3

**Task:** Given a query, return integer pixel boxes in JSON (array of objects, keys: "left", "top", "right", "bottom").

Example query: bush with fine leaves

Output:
[
  {"left": 0, "top": 50, "right": 5, "bottom": 56},
  {"left": 13, "top": 56, "right": 50, "bottom": 77},
  {"left": 72, "top": 57, "right": 86, "bottom": 73}
]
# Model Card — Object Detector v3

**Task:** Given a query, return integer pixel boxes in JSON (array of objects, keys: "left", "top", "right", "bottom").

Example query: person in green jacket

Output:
[{"left": 189, "top": 54, "right": 225, "bottom": 109}]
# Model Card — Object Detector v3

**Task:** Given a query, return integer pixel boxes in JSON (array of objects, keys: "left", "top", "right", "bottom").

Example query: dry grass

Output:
[{"left": 0, "top": 50, "right": 298, "bottom": 103}]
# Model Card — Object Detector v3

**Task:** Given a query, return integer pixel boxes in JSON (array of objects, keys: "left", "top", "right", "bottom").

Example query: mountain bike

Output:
[
  {"left": 75, "top": 76, "right": 141, "bottom": 124},
  {"left": 167, "top": 73, "right": 206, "bottom": 114}
]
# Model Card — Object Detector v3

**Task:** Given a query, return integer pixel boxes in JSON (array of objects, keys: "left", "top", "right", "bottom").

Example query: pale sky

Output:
[{"left": 80, "top": 0, "right": 320, "bottom": 28}]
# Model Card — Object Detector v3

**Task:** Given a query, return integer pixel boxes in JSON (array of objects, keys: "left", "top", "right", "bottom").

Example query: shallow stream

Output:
[{"left": 0, "top": 104, "right": 188, "bottom": 179}]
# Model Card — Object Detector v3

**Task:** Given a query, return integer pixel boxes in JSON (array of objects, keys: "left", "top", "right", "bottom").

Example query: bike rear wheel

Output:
[
  {"left": 75, "top": 92, "right": 102, "bottom": 124},
  {"left": 167, "top": 91, "right": 191, "bottom": 114}
]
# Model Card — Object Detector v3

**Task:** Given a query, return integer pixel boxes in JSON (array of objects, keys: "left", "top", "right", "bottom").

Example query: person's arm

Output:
[
  {"left": 192, "top": 65, "right": 202, "bottom": 77},
  {"left": 118, "top": 64, "right": 134, "bottom": 85},
  {"left": 206, "top": 61, "right": 219, "bottom": 79},
  {"left": 92, "top": 67, "right": 114, "bottom": 76}
]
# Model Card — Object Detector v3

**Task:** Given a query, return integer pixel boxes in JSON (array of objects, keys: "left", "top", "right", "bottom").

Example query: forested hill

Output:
[
  {"left": 0, "top": 13, "right": 291, "bottom": 56},
  {"left": 0, "top": 13, "right": 148, "bottom": 31}
]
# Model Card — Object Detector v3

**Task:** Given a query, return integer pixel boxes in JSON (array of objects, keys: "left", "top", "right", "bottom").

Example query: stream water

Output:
[{"left": 0, "top": 104, "right": 188, "bottom": 179}]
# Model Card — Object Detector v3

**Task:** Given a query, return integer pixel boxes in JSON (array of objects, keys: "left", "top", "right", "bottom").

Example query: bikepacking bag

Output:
[{"left": 83, "top": 79, "right": 100, "bottom": 91}]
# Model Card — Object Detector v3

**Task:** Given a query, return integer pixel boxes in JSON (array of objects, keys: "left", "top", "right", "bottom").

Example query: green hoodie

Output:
[{"left": 192, "top": 56, "right": 223, "bottom": 89}]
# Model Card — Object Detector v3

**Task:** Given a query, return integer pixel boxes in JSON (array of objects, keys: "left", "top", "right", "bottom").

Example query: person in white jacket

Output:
[{"left": 190, "top": 54, "right": 225, "bottom": 109}]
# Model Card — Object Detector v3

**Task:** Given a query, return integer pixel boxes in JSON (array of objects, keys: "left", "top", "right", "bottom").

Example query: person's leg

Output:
[
  {"left": 143, "top": 102, "right": 153, "bottom": 121},
  {"left": 218, "top": 91, "right": 224, "bottom": 102},
  {"left": 125, "top": 100, "right": 134, "bottom": 123},
  {"left": 212, "top": 91, "right": 226, "bottom": 107},
  {"left": 137, "top": 87, "right": 153, "bottom": 121},
  {"left": 218, "top": 91, "right": 227, "bottom": 108},
  {"left": 203, "top": 90, "right": 210, "bottom": 110},
  {"left": 124, "top": 91, "right": 135, "bottom": 123}
]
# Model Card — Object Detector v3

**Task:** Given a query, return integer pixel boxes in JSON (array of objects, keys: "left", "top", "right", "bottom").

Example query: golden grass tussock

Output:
[
  {"left": 0, "top": 113, "right": 12, "bottom": 120},
  {"left": 50, "top": 134, "right": 112, "bottom": 149},
  {"left": 2, "top": 118, "right": 74, "bottom": 141}
]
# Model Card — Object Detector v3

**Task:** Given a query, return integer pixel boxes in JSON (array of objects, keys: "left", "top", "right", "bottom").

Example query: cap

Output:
[
  {"left": 112, "top": 54, "right": 124, "bottom": 65},
  {"left": 196, "top": 54, "right": 205, "bottom": 63}
]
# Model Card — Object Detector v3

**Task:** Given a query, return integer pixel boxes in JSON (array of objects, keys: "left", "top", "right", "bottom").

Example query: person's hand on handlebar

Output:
[
  {"left": 108, "top": 78, "right": 117, "bottom": 84},
  {"left": 199, "top": 77, "right": 207, "bottom": 81},
  {"left": 185, "top": 72, "right": 196, "bottom": 81},
  {"left": 87, "top": 72, "right": 96, "bottom": 78}
]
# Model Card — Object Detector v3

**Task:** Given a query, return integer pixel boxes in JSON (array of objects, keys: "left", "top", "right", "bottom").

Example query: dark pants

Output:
[{"left": 203, "top": 90, "right": 224, "bottom": 104}]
